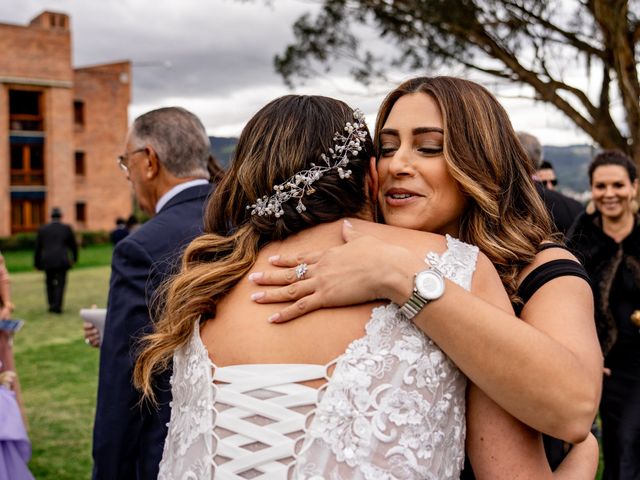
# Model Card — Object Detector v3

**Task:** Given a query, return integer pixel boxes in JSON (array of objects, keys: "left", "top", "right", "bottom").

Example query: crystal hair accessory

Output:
[{"left": 247, "top": 109, "right": 368, "bottom": 218}]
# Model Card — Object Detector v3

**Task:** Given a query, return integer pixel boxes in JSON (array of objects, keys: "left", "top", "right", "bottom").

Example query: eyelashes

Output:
[{"left": 379, "top": 145, "right": 443, "bottom": 157}]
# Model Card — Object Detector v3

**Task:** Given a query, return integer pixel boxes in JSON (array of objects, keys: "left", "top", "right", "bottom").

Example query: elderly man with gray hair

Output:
[
  {"left": 91, "top": 107, "right": 220, "bottom": 479},
  {"left": 517, "top": 131, "right": 583, "bottom": 235}
]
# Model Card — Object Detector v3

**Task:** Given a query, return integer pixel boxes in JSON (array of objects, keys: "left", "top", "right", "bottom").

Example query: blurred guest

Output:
[
  {"left": 0, "top": 252, "right": 14, "bottom": 321},
  {"left": 568, "top": 149, "right": 640, "bottom": 480},
  {"left": 518, "top": 132, "right": 583, "bottom": 235},
  {"left": 0, "top": 369, "right": 33, "bottom": 480},
  {"left": 0, "top": 253, "right": 26, "bottom": 438},
  {"left": 0, "top": 250, "right": 18, "bottom": 394},
  {"left": 109, "top": 218, "right": 128, "bottom": 246},
  {"left": 125, "top": 214, "right": 140, "bottom": 234},
  {"left": 91, "top": 107, "right": 216, "bottom": 480},
  {"left": 34, "top": 207, "right": 78, "bottom": 314},
  {"left": 537, "top": 160, "right": 559, "bottom": 190}
]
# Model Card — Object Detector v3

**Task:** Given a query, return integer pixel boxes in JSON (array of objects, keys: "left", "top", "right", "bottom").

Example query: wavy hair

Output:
[
  {"left": 134, "top": 95, "right": 374, "bottom": 401},
  {"left": 375, "top": 76, "right": 553, "bottom": 302}
]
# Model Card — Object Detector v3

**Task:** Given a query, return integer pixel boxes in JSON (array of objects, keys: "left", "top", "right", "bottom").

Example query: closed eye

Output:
[
  {"left": 380, "top": 146, "right": 397, "bottom": 157},
  {"left": 418, "top": 146, "right": 443, "bottom": 155}
]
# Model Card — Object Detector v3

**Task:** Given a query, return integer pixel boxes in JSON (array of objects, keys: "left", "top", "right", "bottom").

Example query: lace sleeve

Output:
[{"left": 427, "top": 235, "right": 479, "bottom": 291}]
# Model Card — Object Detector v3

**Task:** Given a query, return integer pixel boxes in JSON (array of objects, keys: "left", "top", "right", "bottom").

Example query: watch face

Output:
[{"left": 415, "top": 269, "right": 445, "bottom": 300}]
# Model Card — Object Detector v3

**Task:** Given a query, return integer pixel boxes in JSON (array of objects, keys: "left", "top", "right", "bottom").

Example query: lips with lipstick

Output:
[{"left": 384, "top": 188, "right": 423, "bottom": 205}]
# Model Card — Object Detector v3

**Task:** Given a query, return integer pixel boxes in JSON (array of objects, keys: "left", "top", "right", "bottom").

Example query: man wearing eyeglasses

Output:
[
  {"left": 90, "top": 107, "right": 221, "bottom": 480},
  {"left": 536, "top": 160, "right": 559, "bottom": 191},
  {"left": 517, "top": 131, "right": 583, "bottom": 235}
]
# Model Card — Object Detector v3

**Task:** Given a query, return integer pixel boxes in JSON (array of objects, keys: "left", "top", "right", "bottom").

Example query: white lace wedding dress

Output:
[{"left": 159, "top": 236, "right": 478, "bottom": 480}]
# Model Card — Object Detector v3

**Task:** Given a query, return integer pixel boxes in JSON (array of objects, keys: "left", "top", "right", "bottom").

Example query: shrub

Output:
[{"left": 0, "top": 232, "right": 38, "bottom": 251}]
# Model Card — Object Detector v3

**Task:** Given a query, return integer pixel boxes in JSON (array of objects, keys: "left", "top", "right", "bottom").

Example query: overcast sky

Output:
[{"left": 1, "top": 0, "right": 595, "bottom": 146}]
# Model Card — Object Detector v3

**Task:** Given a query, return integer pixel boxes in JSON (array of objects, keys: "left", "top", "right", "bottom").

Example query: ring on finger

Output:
[
  {"left": 85, "top": 338, "right": 91, "bottom": 345},
  {"left": 295, "top": 263, "right": 308, "bottom": 280}
]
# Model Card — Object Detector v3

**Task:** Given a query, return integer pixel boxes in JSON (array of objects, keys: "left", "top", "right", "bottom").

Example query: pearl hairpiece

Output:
[{"left": 247, "top": 109, "right": 368, "bottom": 218}]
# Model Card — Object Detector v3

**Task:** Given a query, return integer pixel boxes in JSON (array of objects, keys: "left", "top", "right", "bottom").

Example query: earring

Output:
[
  {"left": 585, "top": 200, "right": 596, "bottom": 215},
  {"left": 631, "top": 198, "right": 639, "bottom": 214}
]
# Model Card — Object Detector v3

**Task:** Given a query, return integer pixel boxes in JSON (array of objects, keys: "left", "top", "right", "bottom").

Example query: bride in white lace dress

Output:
[{"left": 134, "top": 95, "right": 587, "bottom": 479}]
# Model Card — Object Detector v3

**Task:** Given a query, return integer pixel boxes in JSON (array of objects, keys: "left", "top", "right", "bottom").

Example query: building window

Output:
[
  {"left": 9, "top": 90, "right": 43, "bottom": 131},
  {"left": 74, "top": 100, "right": 85, "bottom": 126},
  {"left": 10, "top": 198, "right": 45, "bottom": 233},
  {"left": 10, "top": 139, "right": 45, "bottom": 186},
  {"left": 75, "top": 151, "right": 86, "bottom": 176},
  {"left": 76, "top": 202, "right": 87, "bottom": 223}
]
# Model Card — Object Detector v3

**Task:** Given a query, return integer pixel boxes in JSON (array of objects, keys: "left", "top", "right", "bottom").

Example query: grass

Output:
[
  {"left": 11, "top": 266, "right": 109, "bottom": 479},
  {"left": 3, "top": 243, "right": 114, "bottom": 273}
]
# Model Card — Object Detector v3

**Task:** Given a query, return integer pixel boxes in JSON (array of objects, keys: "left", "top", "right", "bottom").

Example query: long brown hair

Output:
[
  {"left": 375, "top": 76, "right": 553, "bottom": 302},
  {"left": 134, "top": 95, "right": 374, "bottom": 401}
]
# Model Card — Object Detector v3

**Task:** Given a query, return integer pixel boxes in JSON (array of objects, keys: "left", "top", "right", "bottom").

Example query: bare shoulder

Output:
[{"left": 517, "top": 242, "right": 580, "bottom": 284}]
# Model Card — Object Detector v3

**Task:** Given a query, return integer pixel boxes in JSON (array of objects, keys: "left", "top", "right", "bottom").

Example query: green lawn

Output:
[
  {"left": 3, "top": 243, "right": 114, "bottom": 273},
  {"left": 11, "top": 266, "right": 109, "bottom": 479}
]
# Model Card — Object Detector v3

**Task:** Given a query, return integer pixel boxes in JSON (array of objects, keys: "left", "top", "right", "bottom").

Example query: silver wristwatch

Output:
[{"left": 399, "top": 267, "right": 445, "bottom": 320}]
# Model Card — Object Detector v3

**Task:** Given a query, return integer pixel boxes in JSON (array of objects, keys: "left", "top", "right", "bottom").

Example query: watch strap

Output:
[{"left": 398, "top": 292, "right": 429, "bottom": 320}]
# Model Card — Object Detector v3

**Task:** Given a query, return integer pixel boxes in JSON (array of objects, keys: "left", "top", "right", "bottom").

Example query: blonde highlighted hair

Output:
[
  {"left": 134, "top": 95, "right": 374, "bottom": 401},
  {"left": 375, "top": 77, "right": 553, "bottom": 302}
]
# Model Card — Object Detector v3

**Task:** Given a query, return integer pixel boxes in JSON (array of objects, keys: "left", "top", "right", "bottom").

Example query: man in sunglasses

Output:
[
  {"left": 90, "top": 107, "right": 221, "bottom": 480},
  {"left": 517, "top": 131, "right": 584, "bottom": 235},
  {"left": 537, "top": 160, "right": 559, "bottom": 191}
]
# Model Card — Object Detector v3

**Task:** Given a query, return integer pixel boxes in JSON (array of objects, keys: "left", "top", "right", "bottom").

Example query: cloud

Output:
[{"left": 0, "top": 0, "right": 599, "bottom": 146}]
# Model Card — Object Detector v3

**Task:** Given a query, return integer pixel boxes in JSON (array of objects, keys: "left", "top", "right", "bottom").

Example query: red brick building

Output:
[{"left": 0, "top": 11, "right": 132, "bottom": 237}]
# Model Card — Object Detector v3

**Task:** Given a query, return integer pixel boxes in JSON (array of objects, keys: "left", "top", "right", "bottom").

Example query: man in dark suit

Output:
[
  {"left": 34, "top": 207, "right": 78, "bottom": 313},
  {"left": 91, "top": 107, "right": 219, "bottom": 479},
  {"left": 517, "top": 132, "right": 583, "bottom": 235}
]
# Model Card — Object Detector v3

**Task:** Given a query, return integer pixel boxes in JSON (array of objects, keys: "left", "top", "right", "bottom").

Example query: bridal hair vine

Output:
[{"left": 247, "top": 109, "right": 368, "bottom": 218}]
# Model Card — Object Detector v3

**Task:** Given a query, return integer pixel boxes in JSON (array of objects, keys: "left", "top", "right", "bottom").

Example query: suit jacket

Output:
[
  {"left": 34, "top": 221, "right": 78, "bottom": 271},
  {"left": 92, "top": 184, "right": 212, "bottom": 480},
  {"left": 536, "top": 183, "right": 584, "bottom": 235}
]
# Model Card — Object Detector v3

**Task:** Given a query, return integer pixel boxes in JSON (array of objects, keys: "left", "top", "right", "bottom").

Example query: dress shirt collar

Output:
[{"left": 155, "top": 179, "right": 209, "bottom": 214}]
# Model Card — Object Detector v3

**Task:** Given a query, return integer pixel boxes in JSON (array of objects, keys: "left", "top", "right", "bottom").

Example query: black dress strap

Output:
[
  {"left": 515, "top": 259, "right": 591, "bottom": 316},
  {"left": 537, "top": 242, "right": 570, "bottom": 252}
]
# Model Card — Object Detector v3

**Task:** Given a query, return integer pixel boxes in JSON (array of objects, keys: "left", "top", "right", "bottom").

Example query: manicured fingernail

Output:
[
  {"left": 344, "top": 219, "right": 353, "bottom": 228},
  {"left": 250, "top": 292, "right": 265, "bottom": 301},
  {"left": 267, "top": 313, "right": 281, "bottom": 323},
  {"left": 248, "top": 272, "right": 263, "bottom": 282},
  {"left": 268, "top": 255, "right": 280, "bottom": 263}
]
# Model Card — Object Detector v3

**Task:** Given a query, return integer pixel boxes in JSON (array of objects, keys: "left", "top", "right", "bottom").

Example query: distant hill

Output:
[
  {"left": 209, "top": 136, "right": 237, "bottom": 169},
  {"left": 209, "top": 137, "right": 595, "bottom": 195},
  {"left": 543, "top": 144, "right": 595, "bottom": 195}
]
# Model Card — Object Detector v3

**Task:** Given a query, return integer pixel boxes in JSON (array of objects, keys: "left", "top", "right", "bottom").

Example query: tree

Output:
[{"left": 273, "top": 0, "right": 640, "bottom": 164}]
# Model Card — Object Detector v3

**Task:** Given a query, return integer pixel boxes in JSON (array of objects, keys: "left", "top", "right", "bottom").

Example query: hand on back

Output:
[{"left": 250, "top": 220, "right": 419, "bottom": 322}]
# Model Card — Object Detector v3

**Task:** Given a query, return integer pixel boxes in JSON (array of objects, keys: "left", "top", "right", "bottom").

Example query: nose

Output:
[{"left": 386, "top": 146, "right": 415, "bottom": 177}]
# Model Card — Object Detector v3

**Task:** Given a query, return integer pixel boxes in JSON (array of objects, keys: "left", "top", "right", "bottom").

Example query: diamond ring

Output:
[{"left": 295, "top": 263, "right": 308, "bottom": 280}]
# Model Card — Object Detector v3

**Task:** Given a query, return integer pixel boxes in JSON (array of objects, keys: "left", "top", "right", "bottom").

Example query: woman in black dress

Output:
[
  {"left": 248, "top": 76, "right": 602, "bottom": 476},
  {"left": 568, "top": 150, "right": 640, "bottom": 480}
]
